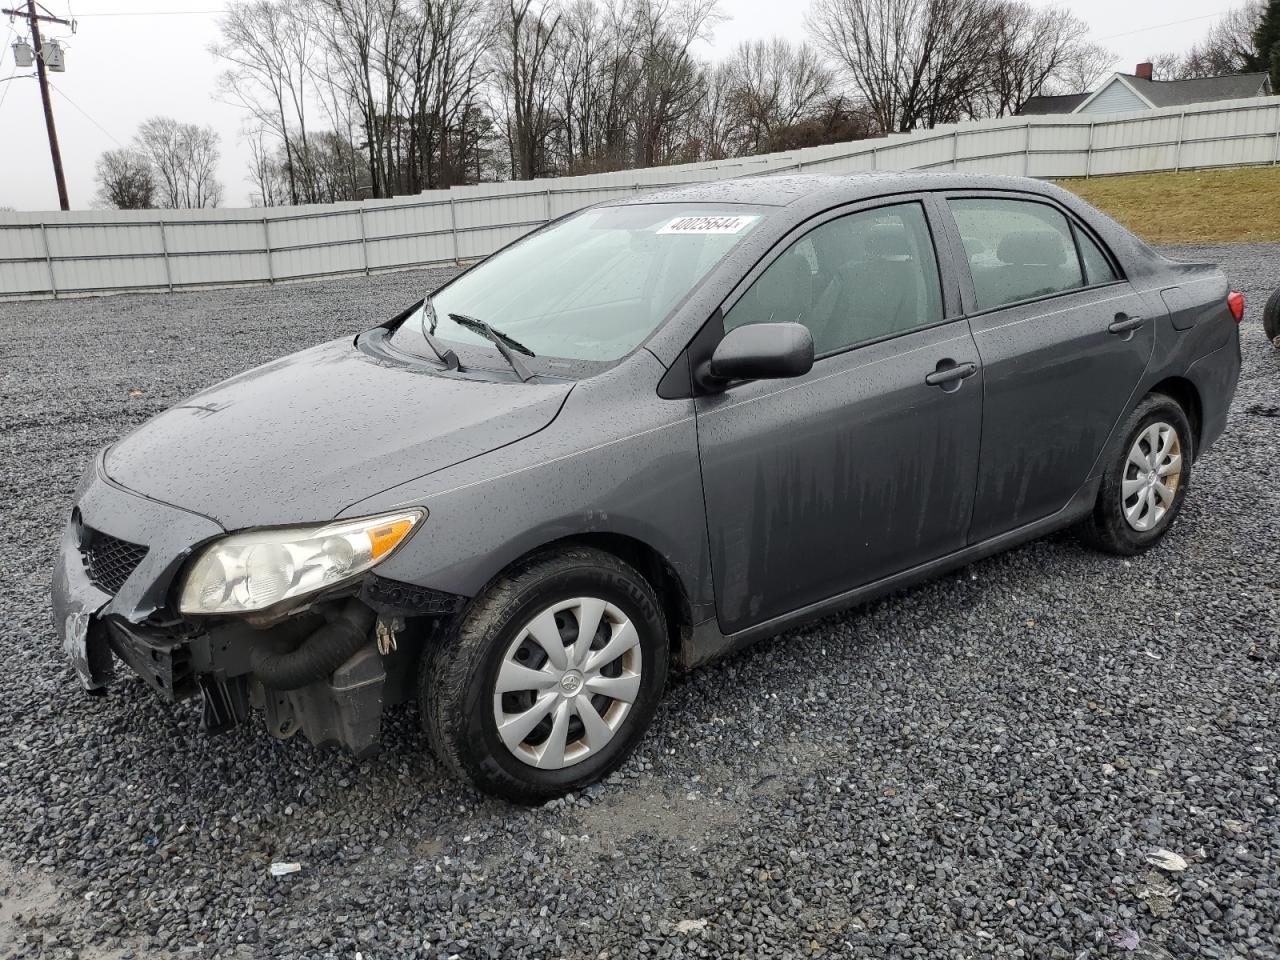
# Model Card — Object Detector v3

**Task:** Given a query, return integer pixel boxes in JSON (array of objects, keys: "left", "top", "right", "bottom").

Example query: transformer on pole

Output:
[
  {"left": 42, "top": 37, "right": 64, "bottom": 71},
  {"left": 2, "top": 2, "right": 73, "bottom": 209}
]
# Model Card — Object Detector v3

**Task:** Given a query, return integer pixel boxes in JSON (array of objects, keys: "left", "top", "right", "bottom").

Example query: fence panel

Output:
[{"left": 3, "top": 94, "right": 1278, "bottom": 300}]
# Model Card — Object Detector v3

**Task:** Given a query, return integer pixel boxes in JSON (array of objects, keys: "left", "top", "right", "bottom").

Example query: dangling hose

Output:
[{"left": 249, "top": 600, "right": 376, "bottom": 691}]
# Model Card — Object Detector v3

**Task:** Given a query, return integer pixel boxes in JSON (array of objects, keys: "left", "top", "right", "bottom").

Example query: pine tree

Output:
[{"left": 1254, "top": 0, "right": 1280, "bottom": 90}]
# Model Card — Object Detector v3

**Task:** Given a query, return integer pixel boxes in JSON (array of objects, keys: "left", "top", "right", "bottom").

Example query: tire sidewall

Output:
[
  {"left": 1097, "top": 397, "right": 1193, "bottom": 552},
  {"left": 455, "top": 559, "right": 667, "bottom": 799},
  {"left": 1264, "top": 288, "right": 1280, "bottom": 343}
]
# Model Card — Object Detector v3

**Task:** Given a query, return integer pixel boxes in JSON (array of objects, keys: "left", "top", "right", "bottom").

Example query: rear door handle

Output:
[
  {"left": 1108, "top": 313, "right": 1144, "bottom": 334},
  {"left": 925, "top": 361, "right": 978, "bottom": 387}
]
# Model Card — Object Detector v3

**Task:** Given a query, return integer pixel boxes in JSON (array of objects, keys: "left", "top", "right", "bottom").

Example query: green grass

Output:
[{"left": 1055, "top": 166, "right": 1280, "bottom": 244}]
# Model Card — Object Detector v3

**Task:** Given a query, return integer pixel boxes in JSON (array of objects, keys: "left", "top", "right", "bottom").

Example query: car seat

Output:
[{"left": 973, "top": 229, "right": 1076, "bottom": 307}]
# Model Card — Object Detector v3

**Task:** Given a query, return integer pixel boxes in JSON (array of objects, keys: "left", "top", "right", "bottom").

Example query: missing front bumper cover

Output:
[
  {"left": 72, "top": 598, "right": 404, "bottom": 758},
  {"left": 107, "top": 621, "right": 198, "bottom": 701}
]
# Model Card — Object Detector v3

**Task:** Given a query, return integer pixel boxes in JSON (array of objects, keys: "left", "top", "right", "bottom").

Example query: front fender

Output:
[{"left": 342, "top": 353, "right": 714, "bottom": 616}]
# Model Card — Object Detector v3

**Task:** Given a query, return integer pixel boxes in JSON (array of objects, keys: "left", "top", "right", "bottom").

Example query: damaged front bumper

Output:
[{"left": 51, "top": 456, "right": 463, "bottom": 757}]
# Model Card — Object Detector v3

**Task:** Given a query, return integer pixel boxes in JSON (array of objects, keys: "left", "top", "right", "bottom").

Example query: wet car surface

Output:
[{"left": 44, "top": 174, "right": 1247, "bottom": 808}]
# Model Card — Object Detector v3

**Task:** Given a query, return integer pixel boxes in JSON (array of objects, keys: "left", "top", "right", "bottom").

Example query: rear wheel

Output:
[
  {"left": 1079, "top": 393, "right": 1193, "bottom": 555},
  {"left": 420, "top": 547, "right": 668, "bottom": 804},
  {"left": 1264, "top": 288, "right": 1280, "bottom": 348}
]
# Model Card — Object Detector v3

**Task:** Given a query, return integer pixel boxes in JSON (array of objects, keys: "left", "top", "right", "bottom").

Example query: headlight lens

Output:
[{"left": 177, "top": 510, "right": 424, "bottom": 615}]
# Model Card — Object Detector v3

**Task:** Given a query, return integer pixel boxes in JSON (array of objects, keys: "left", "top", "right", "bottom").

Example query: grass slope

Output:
[{"left": 1056, "top": 166, "right": 1280, "bottom": 244}]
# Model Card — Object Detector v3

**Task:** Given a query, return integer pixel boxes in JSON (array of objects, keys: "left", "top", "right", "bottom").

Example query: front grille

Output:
[{"left": 82, "top": 529, "right": 148, "bottom": 596}]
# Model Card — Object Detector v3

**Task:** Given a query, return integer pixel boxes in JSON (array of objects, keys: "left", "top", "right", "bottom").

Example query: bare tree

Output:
[
  {"left": 304, "top": 0, "right": 400, "bottom": 197},
  {"left": 491, "top": 0, "right": 563, "bottom": 179},
  {"left": 981, "top": 4, "right": 1108, "bottom": 115},
  {"left": 402, "top": 0, "right": 489, "bottom": 190},
  {"left": 1054, "top": 42, "right": 1116, "bottom": 93},
  {"left": 808, "top": 0, "right": 1112, "bottom": 130},
  {"left": 693, "top": 61, "right": 737, "bottom": 161},
  {"left": 550, "top": 0, "right": 603, "bottom": 170},
  {"left": 203, "top": 0, "right": 1144, "bottom": 199},
  {"left": 216, "top": 0, "right": 496, "bottom": 200},
  {"left": 807, "top": 0, "right": 988, "bottom": 133},
  {"left": 136, "top": 117, "right": 224, "bottom": 209},
  {"left": 214, "top": 1, "right": 318, "bottom": 204},
  {"left": 626, "top": 0, "right": 721, "bottom": 166},
  {"left": 94, "top": 148, "right": 156, "bottom": 209},
  {"left": 1151, "top": 3, "right": 1265, "bottom": 80},
  {"left": 722, "top": 38, "right": 833, "bottom": 153},
  {"left": 247, "top": 129, "right": 289, "bottom": 206}
]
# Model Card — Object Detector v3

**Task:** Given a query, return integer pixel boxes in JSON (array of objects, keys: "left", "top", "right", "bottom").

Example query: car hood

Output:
[{"left": 104, "top": 336, "right": 572, "bottom": 529}]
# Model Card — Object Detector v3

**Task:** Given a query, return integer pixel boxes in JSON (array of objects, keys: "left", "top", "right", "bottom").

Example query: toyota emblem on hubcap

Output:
[{"left": 560, "top": 673, "right": 582, "bottom": 695}]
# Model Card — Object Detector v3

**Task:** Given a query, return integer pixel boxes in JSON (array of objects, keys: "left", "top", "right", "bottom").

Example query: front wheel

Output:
[
  {"left": 1078, "top": 393, "right": 1193, "bottom": 555},
  {"left": 420, "top": 547, "right": 668, "bottom": 804}
]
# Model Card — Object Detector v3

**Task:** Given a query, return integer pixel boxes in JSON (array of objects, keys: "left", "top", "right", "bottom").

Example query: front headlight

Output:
[{"left": 177, "top": 510, "right": 424, "bottom": 615}]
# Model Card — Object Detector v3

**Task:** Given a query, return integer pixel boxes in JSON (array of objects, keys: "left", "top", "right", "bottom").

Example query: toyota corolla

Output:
[{"left": 52, "top": 173, "right": 1242, "bottom": 803}]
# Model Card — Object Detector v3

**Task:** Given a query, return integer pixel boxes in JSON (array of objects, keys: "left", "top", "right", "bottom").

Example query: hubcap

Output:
[
  {"left": 1121, "top": 422, "right": 1182, "bottom": 532},
  {"left": 492, "top": 597, "right": 642, "bottom": 770}
]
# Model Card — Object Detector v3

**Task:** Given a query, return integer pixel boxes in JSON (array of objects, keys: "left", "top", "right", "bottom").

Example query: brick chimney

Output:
[{"left": 1135, "top": 61, "right": 1154, "bottom": 81}]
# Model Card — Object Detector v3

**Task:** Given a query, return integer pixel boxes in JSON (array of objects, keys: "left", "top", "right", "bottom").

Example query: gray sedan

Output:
[{"left": 51, "top": 173, "right": 1242, "bottom": 803}]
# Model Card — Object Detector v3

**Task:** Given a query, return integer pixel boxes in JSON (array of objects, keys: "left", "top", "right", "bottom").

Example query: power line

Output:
[
  {"left": 1095, "top": 9, "right": 1238, "bottom": 42},
  {"left": 0, "top": 70, "right": 20, "bottom": 110},
  {"left": 70, "top": 8, "right": 227, "bottom": 15},
  {"left": 0, "top": 25, "right": 17, "bottom": 110},
  {"left": 47, "top": 78, "right": 122, "bottom": 145}
]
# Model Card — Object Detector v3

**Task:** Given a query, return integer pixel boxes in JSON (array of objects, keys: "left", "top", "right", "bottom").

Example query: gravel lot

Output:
[{"left": 1, "top": 244, "right": 1278, "bottom": 960}]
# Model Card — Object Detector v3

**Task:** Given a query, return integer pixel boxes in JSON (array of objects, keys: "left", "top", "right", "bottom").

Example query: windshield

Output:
[{"left": 392, "top": 203, "right": 769, "bottom": 365}]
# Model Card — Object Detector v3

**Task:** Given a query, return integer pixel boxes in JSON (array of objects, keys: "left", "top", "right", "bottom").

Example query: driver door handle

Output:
[
  {"left": 925, "top": 361, "right": 978, "bottom": 387},
  {"left": 1108, "top": 313, "right": 1144, "bottom": 334}
]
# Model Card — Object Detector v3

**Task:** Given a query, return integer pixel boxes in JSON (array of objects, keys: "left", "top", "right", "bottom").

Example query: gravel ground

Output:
[{"left": 1, "top": 244, "right": 1278, "bottom": 960}]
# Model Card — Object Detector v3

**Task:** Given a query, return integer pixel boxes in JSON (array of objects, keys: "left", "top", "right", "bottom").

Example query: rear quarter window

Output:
[{"left": 1075, "top": 228, "right": 1119, "bottom": 285}]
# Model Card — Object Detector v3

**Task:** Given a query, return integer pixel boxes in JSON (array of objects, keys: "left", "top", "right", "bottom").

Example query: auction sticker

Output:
[{"left": 658, "top": 215, "right": 758, "bottom": 235}]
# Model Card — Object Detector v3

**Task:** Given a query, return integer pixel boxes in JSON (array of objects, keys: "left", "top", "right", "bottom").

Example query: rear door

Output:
[
  {"left": 941, "top": 193, "right": 1156, "bottom": 542},
  {"left": 695, "top": 197, "right": 983, "bottom": 634}
]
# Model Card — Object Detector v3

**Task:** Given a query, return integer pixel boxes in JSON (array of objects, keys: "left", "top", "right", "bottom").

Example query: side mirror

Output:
[{"left": 699, "top": 322, "right": 814, "bottom": 389}]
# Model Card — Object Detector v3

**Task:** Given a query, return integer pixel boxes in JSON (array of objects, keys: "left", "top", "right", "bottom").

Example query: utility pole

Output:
[{"left": 4, "top": 1, "right": 71, "bottom": 209}]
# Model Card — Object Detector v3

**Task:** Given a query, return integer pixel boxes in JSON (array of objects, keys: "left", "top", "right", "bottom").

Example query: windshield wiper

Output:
[
  {"left": 447, "top": 312, "right": 536, "bottom": 382},
  {"left": 418, "top": 298, "right": 461, "bottom": 371}
]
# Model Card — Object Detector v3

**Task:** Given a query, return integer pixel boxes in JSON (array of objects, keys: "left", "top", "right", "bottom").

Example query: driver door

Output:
[{"left": 695, "top": 199, "right": 984, "bottom": 634}]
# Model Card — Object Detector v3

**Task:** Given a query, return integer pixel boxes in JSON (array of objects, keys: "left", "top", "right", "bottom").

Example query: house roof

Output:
[
  {"left": 1017, "top": 93, "right": 1090, "bottom": 116},
  {"left": 1123, "top": 72, "right": 1271, "bottom": 108},
  {"left": 1020, "top": 72, "right": 1271, "bottom": 116}
]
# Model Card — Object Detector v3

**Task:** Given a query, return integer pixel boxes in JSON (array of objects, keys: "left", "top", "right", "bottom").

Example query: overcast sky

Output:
[{"left": 0, "top": 0, "right": 1246, "bottom": 211}]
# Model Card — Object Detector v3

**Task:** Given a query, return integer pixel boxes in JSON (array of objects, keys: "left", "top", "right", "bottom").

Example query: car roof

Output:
[{"left": 616, "top": 171, "right": 1058, "bottom": 208}]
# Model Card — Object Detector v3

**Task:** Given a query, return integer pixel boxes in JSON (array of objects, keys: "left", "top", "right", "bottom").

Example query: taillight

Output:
[{"left": 1227, "top": 291, "right": 1244, "bottom": 323}]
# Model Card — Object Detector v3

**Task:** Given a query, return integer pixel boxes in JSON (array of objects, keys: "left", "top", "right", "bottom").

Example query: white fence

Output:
[{"left": 3, "top": 94, "right": 1279, "bottom": 301}]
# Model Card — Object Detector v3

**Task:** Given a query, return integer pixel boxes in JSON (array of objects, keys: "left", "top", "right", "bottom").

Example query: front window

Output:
[
  {"left": 392, "top": 203, "right": 770, "bottom": 366},
  {"left": 724, "top": 202, "right": 943, "bottom": 357}
]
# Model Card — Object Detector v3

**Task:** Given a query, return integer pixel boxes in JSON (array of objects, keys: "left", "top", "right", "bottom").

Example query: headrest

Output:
[
  {"left": 996, "top": 230, "right": 1067, "bottom": 267},
  {"left": 864, "top": 224, "right": 910, "bottom": 259}
]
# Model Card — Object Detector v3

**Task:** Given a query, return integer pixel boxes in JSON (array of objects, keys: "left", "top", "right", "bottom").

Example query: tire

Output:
[
  {"left": 1078, "top": 393, "right": 1193, "bottom": 556},
  {"left": 419, "top": 546, "right": 668, "bottom": 804},
  {"left": 1264, "top": 288, "right": 1280, "bottom": 347}
]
